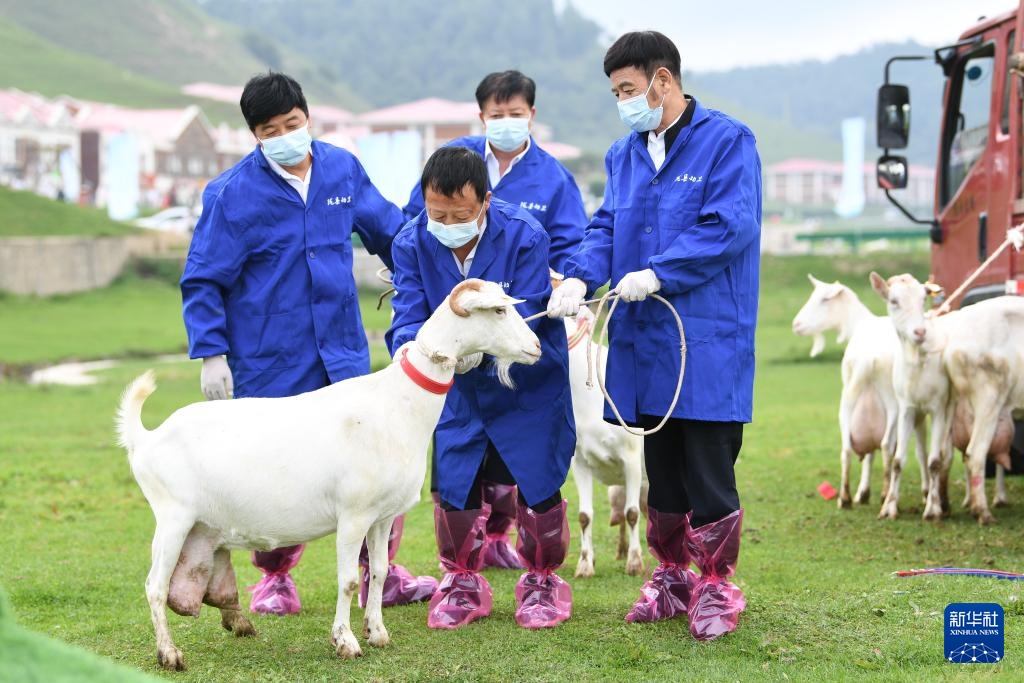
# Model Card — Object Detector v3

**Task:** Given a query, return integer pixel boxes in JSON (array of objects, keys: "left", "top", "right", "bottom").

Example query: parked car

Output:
[{"left": 135, "top": 206, "right": 200, "bottom": 233}]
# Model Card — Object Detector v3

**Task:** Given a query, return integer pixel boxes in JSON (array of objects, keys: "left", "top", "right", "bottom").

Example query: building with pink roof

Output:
[{"left": 0, "top": 89, "right": 79, "bottom": 193}]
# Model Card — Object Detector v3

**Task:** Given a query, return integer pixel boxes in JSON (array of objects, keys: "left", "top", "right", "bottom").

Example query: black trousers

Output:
[
  {"left": 641, "top": 416, "right": 743, "bottom": 528},
  {"left": 439, "top": 442, "right": 561, "bottom": 513}
]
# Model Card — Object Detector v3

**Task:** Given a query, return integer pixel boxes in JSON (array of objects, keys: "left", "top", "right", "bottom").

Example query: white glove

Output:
[
  {"left": 546, "top": 277, "right": 587, "bottom": 318},
  {"left": 454, "top": 352, "right": 483, "bottom": 374},
  {"left": 615, "top": 269, "right": 661, "bottom": 302},
  {"left": 201, "top": 355, "right": 234, "bottom": 400}
]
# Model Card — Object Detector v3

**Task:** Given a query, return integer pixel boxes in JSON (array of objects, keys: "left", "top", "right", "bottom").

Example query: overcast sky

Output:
[{"left": 567, "top": 0, "right": 1017, "bottom": 72}]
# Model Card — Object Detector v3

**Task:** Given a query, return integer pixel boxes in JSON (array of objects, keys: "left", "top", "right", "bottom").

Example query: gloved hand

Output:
[
  {"left": 454, "top": 352, "right": 483, "bottom": 374},
  {"left": 615, "top": 269, "right": 661, "bottom": 302},
  {"left": 547, "top": 277, "right": 587, "bottom": 318},
  {"left": 201, "top": 355, "right": 234, "bottom": 400}
]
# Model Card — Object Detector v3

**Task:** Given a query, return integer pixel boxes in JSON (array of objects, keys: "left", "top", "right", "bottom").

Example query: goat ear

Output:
[
  {"left": 869, "top": 271, "right": 889, "bottom": 300},
  {"left": 924, "top": 281, "right": 944, "bottom": 297},
  {"left": 821, "top": 282, "right": 845, "bottom": 301},
  {"left": 503, "top": 296, "right": 525, "bottom": 305}
]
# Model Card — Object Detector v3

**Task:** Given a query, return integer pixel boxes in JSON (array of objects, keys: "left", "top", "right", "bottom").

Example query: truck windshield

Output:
[{"left": 942, "top": 46, "right": 995, "bottom": 205}]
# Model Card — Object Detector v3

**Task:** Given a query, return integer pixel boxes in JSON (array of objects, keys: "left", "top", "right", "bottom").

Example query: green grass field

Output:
[
  {"left": 0, "top": 187, "right": 140, "bottom": 239},
  {"left": 2, "top": 252, "right": 1023, "bottom": 681}
]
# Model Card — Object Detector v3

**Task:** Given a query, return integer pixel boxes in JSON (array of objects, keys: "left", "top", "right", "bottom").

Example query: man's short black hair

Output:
[
  {"left": 603, "top": 31, "right": 682, "bottom": 83},
  {"left": 420, "top": 146, "right": 488, "bottom": 203},
  {"left": 475, "top": 70, "right": 536, "bottom": 109},
  {"left": 239, "top": 72, "right": 309, "bottom": 131}
]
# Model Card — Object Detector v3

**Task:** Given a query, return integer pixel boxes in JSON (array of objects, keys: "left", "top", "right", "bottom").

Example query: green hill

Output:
[
  {"left": 0, "top": 186, "right": 138, "bottom": 238},
  {"left": 0, "top": 0, "right": 364, "bottom": 116}
]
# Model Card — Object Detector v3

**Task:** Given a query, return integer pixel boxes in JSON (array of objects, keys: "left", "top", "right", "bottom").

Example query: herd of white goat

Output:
[{"left": 793, "top": 272, "right": 1022, "bottom": 525}]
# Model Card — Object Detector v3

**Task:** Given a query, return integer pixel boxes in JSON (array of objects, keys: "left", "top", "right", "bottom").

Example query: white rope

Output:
[
  {"left": 525, "top": 292, "right": 686, "bottom": 436},
  {"left": 933, "top": 224, "right": 1024, "bottom": 316}
]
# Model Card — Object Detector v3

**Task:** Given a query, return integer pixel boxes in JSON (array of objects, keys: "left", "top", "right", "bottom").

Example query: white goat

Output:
[
  {"left": 792, "top": 274, "right": 927, "bottom": 508},
  {"left": 116, "top": 279, "right": 541, "bottom": 669},
  {"left": 566, "top": 308, "right": 647, "bottom": 578},
  {"left": 871, "top": 273, "right": 1019, "bottom": 523}
]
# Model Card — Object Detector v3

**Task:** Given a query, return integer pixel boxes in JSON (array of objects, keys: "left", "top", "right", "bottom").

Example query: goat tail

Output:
[{"left": 116, "top": 370, "right": 156, "bottom": 452}]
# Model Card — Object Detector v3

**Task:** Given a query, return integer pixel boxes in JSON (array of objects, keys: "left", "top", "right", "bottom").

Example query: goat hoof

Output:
[
  {"left": 838, "top": 497, "right": 852, "bottom": 510},
  {"left": 976, "top": 511, "right": 998, "bottom": 526},
  {"left": 575, "top": 559, "right": 595, "bottom": 578},
  {"left": 994, "top": 498, "right": 1010, "bottom": 508},
  {"left": 624, "top": 558, "right": 645, "bottom": 577},
  {"left": 367, "top": 628, "right": 390, "bottom": 648},
  {"left": 157, "top": 646, "right": 186, "bottom": 671},
  {"left": 231, "top": 617, "right": 257, "bottom": 638},
  {"left": 335, "top": 638, "right": 363, "bottom": 660},
  {"left": 877, "top": 503, "right": 898, "bottom": 520},
  {"left": 853, "top": 491, "right": 870, "bottom": 505}
]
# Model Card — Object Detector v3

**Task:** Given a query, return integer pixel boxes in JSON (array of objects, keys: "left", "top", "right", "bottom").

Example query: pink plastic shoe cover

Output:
[
  {"left": 624, "top": 508, "right": 697, "bottom": 623},
  {"left": 686, "top": 509, "right": 746, "bottom": 640},
  {"left": 427, "top": 503, "right": 493, "bottom": 629},
  {"left": 481, "top": 481, "right": 524, "bottom": 569},
  {"left": 514, "top": 500, "right": 572, "bottom": 629},
  {"left": 248, "top": 544, "right": 304, "bottom": 615}
]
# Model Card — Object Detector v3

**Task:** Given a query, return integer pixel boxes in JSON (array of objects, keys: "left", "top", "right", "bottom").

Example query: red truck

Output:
[
  {"left": 877, "top": 3, "right": 1024, "bottom": 306},
  {"left": 876, "top": 3, "right": 1024, "bottom": 470}
]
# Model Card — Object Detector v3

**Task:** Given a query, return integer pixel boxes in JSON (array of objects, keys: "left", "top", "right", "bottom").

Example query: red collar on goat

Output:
[{"left": 400, "top": 348, "right": 455, "bottom": 394}]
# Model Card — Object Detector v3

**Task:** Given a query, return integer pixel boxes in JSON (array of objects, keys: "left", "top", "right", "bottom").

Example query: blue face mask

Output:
[
  {"left": 260, "top": 124, "right": 312, "bottom": 167},
  {"left": 426, "top": 204, "right": 485, "bottom": 249},
  {"left": 616, "top": 76, "right": 666, "bottom": 133},
  {"left": 486, "top": 117, "right": 531, "bottom": 152}
]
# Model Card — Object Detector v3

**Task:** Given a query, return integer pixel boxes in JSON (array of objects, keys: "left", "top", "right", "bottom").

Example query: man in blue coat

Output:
[
  {"left": 404, "top": 70, "right": 586, "bottom": 570},
  {"left": 180, "top": 72, "right": 436, "bottom": 616},
  {"left": 548, "top": 31, "right": 761, "bottom": 641},
  {"left": 387, "top": 146, "right": 576, "bottom": 630}
]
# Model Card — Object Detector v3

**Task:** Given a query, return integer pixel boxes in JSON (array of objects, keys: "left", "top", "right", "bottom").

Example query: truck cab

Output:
[{"left": 877, "top": 5, "right": 1024, "bottom": 306}]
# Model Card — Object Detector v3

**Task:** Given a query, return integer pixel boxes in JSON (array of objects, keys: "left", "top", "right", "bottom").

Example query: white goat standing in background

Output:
[
  {"left": 873, "top": 272, "right": 1022, "bottom": 523},
  {"left": 792, "top": 274, "right": 927, "bottom": 508},
  {"left": 566, "top": 307, "right": 647, "bottom": 577},
  {"left": 116, "top": 280, "right": 541, "bottom": 669}
]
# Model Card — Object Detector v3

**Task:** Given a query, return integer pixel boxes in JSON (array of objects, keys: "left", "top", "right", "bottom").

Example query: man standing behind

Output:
[
  {"left": 548, "top": 31, "right": 761, "bottom": 641},
  {"left": 180, "top": 72, "right": 436, "bottom": 616},
  {"left": 404, "top": 70, "right": 586, "bottom": 569}
]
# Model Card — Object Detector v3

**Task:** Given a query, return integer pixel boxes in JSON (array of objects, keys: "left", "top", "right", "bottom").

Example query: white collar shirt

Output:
[
  {"left": 266, "top": 151, "right": 313, "bottom": 204},
  {"left": 647, "top": 110, "right": 683, "bottom": 171},
  {"left": 453, "top": 216, "right": 488, "bottom": 277},
  {"left": 484, "top": 138, "right": 530, "bottom": 187}
]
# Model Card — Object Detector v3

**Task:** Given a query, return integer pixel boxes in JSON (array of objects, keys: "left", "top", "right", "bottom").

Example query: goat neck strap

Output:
[
  {"left": 567, "top": 317, "right": 591, "bottom": 350},
  {"left": 400, "top": 348, "right": 454, "bottom": 394}
]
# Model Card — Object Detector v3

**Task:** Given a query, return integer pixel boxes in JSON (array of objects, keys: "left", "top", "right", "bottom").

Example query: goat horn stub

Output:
[{"left": 448, "top": 279, "right": 486, "bottom": 317}]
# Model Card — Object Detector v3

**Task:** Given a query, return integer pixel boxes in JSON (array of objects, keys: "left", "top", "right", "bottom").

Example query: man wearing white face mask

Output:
[
  {"left": 404, "top": 70, "right": 585, "bottom": 276},
  {"left": 181, "top": 72, "right": 436, "bottom": 616},
  {"left": 403, "top": 71, "right": 586, "bottom": 569},
  {"left": 548, "top": 31, "right": 762, "bottom": 642}
]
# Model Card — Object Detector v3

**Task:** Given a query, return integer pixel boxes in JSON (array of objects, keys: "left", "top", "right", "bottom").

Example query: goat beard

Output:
[{"left": 493, "top": 358, "right": 516, "bottom": 390}]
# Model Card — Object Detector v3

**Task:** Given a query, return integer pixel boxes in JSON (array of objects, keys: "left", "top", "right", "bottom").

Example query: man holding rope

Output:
[{"left": 547, "top": 31, "right": 761, "bottom": 641}]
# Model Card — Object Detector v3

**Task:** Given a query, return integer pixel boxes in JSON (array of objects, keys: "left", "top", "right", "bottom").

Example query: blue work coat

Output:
[
  {"left": 181, "top": 141, "right": 404, "bottom": 398},
  {"left": 386, "top": 198, "right": 576, "bottom": 508},
  {"left": 403, "top": 136, "right": 586, "bottom": 274},
  {"left": 563, "top": 99, "right": 761, "bottom": 423}
]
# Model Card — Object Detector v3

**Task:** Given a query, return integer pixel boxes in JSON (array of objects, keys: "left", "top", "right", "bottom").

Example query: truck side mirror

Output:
[
  {"left": 876, "top": 155, "right": 908, "bottom": 190},
  {"left": 877, "top": 84, "right": 911, "bottom": 149}
]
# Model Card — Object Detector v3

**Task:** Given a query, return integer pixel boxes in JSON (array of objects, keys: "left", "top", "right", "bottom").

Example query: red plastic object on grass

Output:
[{"left": 817, "top": 481, "right": 838, "bottom": 500}]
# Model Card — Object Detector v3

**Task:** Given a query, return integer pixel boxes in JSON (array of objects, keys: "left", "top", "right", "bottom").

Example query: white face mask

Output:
[
  {"left": 426, "top": 203, "right": 486, "bottom": 249},
  {"left": 485, "top": 117, "right": 531, "bottom": 152},
  {"left": 617, "top": 75, "right": 666, "bottom": 133}
]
